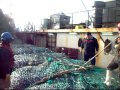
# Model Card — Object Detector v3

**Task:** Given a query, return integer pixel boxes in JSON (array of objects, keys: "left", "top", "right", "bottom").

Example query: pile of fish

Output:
[{"left": 10, "top": 44, "right": 120, "bottom": 90}]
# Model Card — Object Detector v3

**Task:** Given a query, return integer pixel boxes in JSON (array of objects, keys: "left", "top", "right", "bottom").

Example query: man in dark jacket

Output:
[
  {"left": 81, "top": 32, "right": 99, "bottom": 68},
  {"left": 0, "top": 32, "right": 14, "bottom": 89}
]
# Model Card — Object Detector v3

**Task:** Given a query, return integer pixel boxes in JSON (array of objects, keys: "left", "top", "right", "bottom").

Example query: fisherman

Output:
[
  {"left": 104, "top": 23, "right": 120, "bottom": 86},
  {"left": 0, "top": 32, "right": 14, "bottom": 89},
  {"left": 81, "top": 32, "right": 99, "bottom": 68}
]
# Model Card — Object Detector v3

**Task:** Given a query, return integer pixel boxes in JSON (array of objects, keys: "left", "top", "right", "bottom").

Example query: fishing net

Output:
[
  {"left": 10, "top": 44, "right": 120, "bottom": 90},
  {"left": 12, "top": 44, "right": 52, "bottom": 55}
]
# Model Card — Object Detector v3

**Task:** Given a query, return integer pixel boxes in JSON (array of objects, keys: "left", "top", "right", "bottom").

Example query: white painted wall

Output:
[
  {"left": 56, "top": 33, "right": 68, "bottom": 47},
  {"left": 67, "top": 33, "right": 79, "bottom": 48}
]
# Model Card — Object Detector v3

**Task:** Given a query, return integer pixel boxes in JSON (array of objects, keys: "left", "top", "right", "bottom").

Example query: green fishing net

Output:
[{"left": 10, "top": 44, "right": 120, "bottom": 90}]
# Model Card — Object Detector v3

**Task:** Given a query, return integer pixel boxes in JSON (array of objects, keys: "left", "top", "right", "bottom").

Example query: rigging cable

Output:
[{"left": 80, "top": 0, "right": 105, "bottom": 43}]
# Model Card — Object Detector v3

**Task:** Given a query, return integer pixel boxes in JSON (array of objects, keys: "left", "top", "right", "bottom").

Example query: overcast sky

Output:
[{"left": 0, "top": 0, "right": 107, "bottom": 29}]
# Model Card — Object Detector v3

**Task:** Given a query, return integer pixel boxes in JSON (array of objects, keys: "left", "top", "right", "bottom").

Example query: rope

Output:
[
  {"left": 80, "top": 0, "right": 105, "bottom": 43},
  {"left": 53, "top": 41, "right": 112, "bottom": 68},
  {"left": 81, "top": 41, "right": 112, "bottom": 67}
]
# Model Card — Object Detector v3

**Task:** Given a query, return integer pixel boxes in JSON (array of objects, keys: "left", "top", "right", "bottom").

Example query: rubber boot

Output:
[{"left": 104, "top": 70, "right": 112, "bottom": 86}]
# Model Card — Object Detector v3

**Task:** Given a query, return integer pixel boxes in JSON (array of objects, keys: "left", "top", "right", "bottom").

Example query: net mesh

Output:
[{"left": 10, "top": 44, "right": 120, "bottom": 90}]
